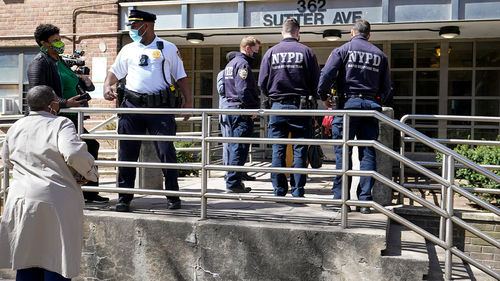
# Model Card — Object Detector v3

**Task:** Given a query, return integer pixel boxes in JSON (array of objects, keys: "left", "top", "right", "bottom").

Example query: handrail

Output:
[{"left": 1, "top": 107, "right": 499, "bottom": 280}]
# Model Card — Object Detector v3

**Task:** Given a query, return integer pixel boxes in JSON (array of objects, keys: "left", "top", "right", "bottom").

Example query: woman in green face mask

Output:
[
  {"left": 27, "top": 24, "right": 85, "bottom": 109},
  {"left": 27, "top": 24, "right": 108, "bottom": 207}
]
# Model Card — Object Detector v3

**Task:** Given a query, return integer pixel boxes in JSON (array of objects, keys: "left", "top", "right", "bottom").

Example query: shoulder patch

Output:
[
  {"left": 238, "top": 68, "right": 248, "bottom": 80},
  {"left": 177, "top": 50, "right": 183, "bottom": 61}
]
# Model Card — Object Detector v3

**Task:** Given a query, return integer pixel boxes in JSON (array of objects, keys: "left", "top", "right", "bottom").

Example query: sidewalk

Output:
[{"left": 86, "top": 162, "right": 387, "bottom": 229}]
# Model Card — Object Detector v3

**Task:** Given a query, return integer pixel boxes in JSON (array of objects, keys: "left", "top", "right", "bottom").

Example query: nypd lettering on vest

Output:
[
  {"left": 347, "top": 51, "right": 381, "bottom": 72},
  {"left": 225, "top": 67, "right": 234, "bottom": 79}
]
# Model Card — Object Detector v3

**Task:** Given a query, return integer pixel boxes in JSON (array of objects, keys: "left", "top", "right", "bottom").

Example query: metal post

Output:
[
  {"left": 200, "top": 112, "right": 208, "bottom": 220},
  {"left": 341, "top": 114, "right": 350, "bottom": 229},
  {"left": 77, "top": 110, "right": 84, "bottom": 137},
  {"left": 115, "top": 117, "right": 120, "bottom": 187},
  {"left": 445, "top": 155, "right": 455, "bottom": 280},
  {"left": 207, "top": 115, "right": 212, "bottom": 179},
  {"left": 439, "top": 154, "right": 448, "bottom": 240},
  {"left": 399, "top": 128, "right": 406, "bottom": 204}
]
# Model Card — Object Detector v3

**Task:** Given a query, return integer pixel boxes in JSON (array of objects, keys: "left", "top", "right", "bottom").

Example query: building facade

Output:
[{"left": 1, "top": 0, "right": 500, "bottom": 152}]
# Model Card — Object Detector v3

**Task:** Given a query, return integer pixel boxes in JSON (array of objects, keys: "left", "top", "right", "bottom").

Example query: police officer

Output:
[
  {"left": 318, "top": 20, "right": 391, "bottom": 214},
  {"left": 103, "top": 10, "right": 192, "bottom": 212},
  {"left": 218, "top": 51, "right": 256, "bottom": 182},
  {"left": 258, "top": 18, "right": 320, "bottom": 197},
  {"left": 223, "top": 36, "right": 261, "bottom": 193}
]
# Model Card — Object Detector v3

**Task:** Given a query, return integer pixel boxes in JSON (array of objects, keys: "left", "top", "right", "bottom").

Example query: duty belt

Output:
[
  {"left": 124, "top": 89, "right": 146, "bottom": 105},
  {"left": 344, "top": 93, "right": 376, "bottom": 100},
  {"left": 273, "top": 97, "right": 300, "bottom": 106},
  {"left": 124, "top": 89, "right": 167, "bottom": 107}
]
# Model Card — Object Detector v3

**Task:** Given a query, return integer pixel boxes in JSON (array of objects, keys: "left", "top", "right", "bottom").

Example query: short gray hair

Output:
[
  {"left": 27, "top": 85, "right": 57, "bottom": 111},
  {"left": 353, "top": 20, "right": 371, "bottom": 37}
]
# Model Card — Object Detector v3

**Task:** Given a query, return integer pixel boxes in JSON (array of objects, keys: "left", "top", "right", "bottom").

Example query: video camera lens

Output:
[{"left": 74, "top": 50, "right": 85, "bottom": 57}]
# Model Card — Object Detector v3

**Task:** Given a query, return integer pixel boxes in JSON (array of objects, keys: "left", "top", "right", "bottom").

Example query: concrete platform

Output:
[{"left": 0, "top": 163, "right": 493, "bottom": 280}]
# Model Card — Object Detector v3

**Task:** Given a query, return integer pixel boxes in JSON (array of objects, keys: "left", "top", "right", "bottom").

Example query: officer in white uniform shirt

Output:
[{"left": 103, "top": 9, "right": 192, "bottom": 212}]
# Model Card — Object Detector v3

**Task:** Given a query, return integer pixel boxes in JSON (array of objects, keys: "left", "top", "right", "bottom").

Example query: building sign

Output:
[
  {"left": 249, "top": 0, "right": 381, "bottom": 27},
  {"left": 262, "top": 0, "right": 362, "bottom": 26}
]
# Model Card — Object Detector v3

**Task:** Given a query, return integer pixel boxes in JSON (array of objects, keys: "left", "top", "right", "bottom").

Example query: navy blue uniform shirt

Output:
[
  {"left": 258, "top": 37, "right": 320, "bottom": 101},
  {"left": 318, "top": 35, "right": 391, "bottom": 101},
  {"left": 223, "top": 52, "right": 259, "bottom": 109}
]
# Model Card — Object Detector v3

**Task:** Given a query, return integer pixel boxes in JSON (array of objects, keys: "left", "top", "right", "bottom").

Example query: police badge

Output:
[
  {"left": 152, "top": 50, "right": 161, "bottom": 59},
  {"left": 238, "top": 68, "right": 248, "bottom": 79}
]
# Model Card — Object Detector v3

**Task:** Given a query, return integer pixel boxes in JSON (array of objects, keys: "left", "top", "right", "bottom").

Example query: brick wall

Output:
[
  {"left": 0, "top": 0, "right": 121, "bottom": 105},
  {"left": 394, "top": 206, "right": 500, "bottom": 272}
]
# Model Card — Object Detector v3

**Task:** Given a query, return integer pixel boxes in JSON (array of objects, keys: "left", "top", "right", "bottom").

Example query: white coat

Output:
[{"left": 0, "top": 111, "right": 98, "bottom": 278}]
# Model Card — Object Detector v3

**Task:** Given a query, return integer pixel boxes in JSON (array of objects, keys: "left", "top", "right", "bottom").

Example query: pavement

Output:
[{"left": 85, "top": 163, "right": 387, "bottom": 229}]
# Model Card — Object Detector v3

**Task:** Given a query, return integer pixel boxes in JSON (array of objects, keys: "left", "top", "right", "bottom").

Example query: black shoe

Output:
[
  {"left": 356, "top": 207, "right": 371, "bottom": 214},
  {"left": 242, "top": 174, "right": 256, "bottom": 181},
  {"left": 321, "top": 205, "right": 351, "bottom": 212},
  {"left": 226, "top": 187, "right": 252, "bottom": 193},
  {"left": 85, "top": 195, "right": 110, "bottom": 204},
  {"left": 116, "top": 200, "right": 131, "bottom": 212},
  {"left": 167, "top": 199, "right": 181, "bottom": 210}
]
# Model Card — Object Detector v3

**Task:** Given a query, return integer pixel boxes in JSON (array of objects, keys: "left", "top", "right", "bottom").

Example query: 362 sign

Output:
[
  {"left": 262, "top": 0, "right": 364, "bottom": 26},
  {"left": 296, "top": 0, "right": 327, "bottom": 13}
]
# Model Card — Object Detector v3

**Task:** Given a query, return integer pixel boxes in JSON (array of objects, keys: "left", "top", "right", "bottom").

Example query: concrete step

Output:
[{"left": 382, "top": 221, "right": 429, "bottom": 281}]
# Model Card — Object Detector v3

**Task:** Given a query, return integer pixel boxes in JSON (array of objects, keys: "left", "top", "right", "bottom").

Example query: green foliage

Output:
[
  {"left": 174, "top": 141, "right": 201, "bottom": 177},
  {"left": 436, "top": 136, "right": 500, "bottom": 204}
]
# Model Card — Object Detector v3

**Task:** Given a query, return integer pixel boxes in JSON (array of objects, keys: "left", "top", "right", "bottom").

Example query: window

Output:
[{"left": 0, "top": 49, "right": 38, "bottom": 114}]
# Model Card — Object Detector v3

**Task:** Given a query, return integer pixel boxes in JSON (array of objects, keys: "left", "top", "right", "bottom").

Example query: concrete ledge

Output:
[{"left": 79, "top": 211, "right": 390, "bottom": 280}]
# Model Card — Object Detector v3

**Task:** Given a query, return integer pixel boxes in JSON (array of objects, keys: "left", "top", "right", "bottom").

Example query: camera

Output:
[
  {"left": 61, "top": 50, "right": 91, "bottom": 75},
  {"left": 139, "top": 54, "right": 148, "bottom": 66},
  {"left": 74, "top": 67, "right": 90, "bottom": 75},
  {"left": 63, "top": 58, "right": 85, "bottom": 67}
]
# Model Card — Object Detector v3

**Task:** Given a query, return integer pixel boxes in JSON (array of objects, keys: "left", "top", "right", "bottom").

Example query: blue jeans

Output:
[
  {"left": 332, "top": 97, "right": 381, "bottom": 201},
  {"left": 268, "top": 102, "right": 312, "bottom": 197},
  {"left": 118, "top": 100, "right": 179, "bottom": 202},
  {"left": 226, "top": 113, "right": 254, "bottom": 190}
]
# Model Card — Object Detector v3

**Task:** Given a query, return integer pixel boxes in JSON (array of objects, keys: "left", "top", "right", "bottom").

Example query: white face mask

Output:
[
  {"left": 48, "top": 101, "right": 58, "bottom": 116},
  {"left": 129, "top": 23, "right": 146, "bottom": 42}
]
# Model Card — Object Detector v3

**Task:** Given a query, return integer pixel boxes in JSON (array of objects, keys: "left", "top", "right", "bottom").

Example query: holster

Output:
[
  {"left": 117, "top": 83, "right": 125, "bottom": 107},
  {"left": 161, "top": 83, "right": 183, "bottom": 108},
  {"left": 331, "top": 92, "right": 343, "bottom": 109}
]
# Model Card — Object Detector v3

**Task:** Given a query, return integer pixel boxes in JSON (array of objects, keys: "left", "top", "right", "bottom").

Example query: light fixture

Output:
[
  {"left": 439, "top": 26, "right": 460, "bottom": 39},
  {"left": 322, "top": 30, "right": 342, "bottom": 41},
  {"left": 187, "top": 33, "right": 204, "bottom": 44}
]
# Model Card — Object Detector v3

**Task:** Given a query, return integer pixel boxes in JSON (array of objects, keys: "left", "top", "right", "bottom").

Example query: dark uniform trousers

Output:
[
  {"left": 331, "top": 96, "right": 381, "bottom": 201},
  {"left": 268, "top": 102, "right": 312, "bottom": 197},
  {"left": 64, "top": 114, "right": 100, "bottom": 199},
  {"left": 226, "top": 108, "right": 254, "bottom": 190},
  {"left": 118, "top": 100, "right": 179, "bottom": 202}
]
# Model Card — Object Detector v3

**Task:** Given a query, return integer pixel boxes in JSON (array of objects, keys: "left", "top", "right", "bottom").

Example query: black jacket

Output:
[
  {"left": 258, "top": 37, "right": 320, "bottom": 101},
  {"left": 27, "top": 51, "right": 69, "bottom": 108},
  {"left": 223, "top": 52, "right": 260, "bottom": 109}
]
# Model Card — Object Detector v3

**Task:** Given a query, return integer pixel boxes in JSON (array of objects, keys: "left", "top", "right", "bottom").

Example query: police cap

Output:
[{"left": 127, "top": 9, "right": 156, "bottom": 25}]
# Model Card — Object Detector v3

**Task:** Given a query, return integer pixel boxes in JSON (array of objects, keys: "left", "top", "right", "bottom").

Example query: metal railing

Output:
[
  {"left": 0, "top": 108, "right": 499, "bottom": 280},
  {"left": 399, "top": 115, "right": 500, "bottom": 195}
]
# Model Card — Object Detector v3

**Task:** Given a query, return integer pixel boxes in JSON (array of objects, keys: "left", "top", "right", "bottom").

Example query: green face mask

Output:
[{"left": 50, "top": 41, "right": 65, "bottom": 54}]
